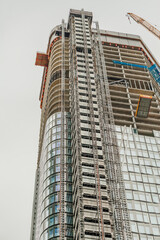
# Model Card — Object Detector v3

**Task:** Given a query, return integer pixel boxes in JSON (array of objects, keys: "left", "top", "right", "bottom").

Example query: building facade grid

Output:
[{"left": 30, "top": 9, "right": 160, "bottom": 240}]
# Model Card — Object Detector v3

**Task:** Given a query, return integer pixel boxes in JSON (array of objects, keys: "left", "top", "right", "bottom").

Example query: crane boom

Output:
[{"left": 127, "top": 13, "right": 160, "bottom": 40}]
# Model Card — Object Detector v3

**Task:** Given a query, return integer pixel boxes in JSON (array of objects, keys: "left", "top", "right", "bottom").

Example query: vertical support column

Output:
[
  {"left": 117, "top": 46, "right": 137, "bottom": 129},
  {"left": 125, "top": 82, "right": 137, "bottom": 130},
  {"left": 69, "top": 15, "right": 84, "bottom": 240},
  {"left": 30, "top": 168, "right": 40, "bottom": 240},
  {"left": 81, "top": 9, "right": 105, "bottom": 240},
  {"left": 60, "top": 19, "right": 65, "bottom": 240},
  {"left": 93, "top": 21, "right": 132, "bottom": 240}
]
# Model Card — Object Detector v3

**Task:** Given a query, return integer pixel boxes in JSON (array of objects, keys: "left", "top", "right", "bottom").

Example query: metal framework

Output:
[
  {"left": 60, "top": 19, "right": 65, "bottom": 240},
  {"left": 81, "top": 9, "right": 105, "bottom": 240},
  {"left": 127, "top": 13, "right": 160, "bottom": 40},
  {"left": 69, "top": 15, "right": 85, "bottom": 239},
  {"left": 117, "top": 46, "right": 137, "bottom": 130},
  {"left": 93, "top": 22, "right": 132, "bottom": 240}
]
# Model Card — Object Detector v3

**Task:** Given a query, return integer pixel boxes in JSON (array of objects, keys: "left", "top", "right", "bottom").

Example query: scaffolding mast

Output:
[
  {"left": 81, "top": 9, "right": 105, "bottom": 240},
  {"left": 60, "top": 19, "right": 65, "bottom": 240},
  {"left": 93, "top": 22, "right": 132, "bottom": 240},
  {"left": 69, "top": 15, "right": 85, "bottom": 239}
]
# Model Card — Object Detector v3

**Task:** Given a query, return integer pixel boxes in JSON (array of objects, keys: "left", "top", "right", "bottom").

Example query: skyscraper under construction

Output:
[{"left": 30, "top": 9, "right": 160, "bottom": 240}]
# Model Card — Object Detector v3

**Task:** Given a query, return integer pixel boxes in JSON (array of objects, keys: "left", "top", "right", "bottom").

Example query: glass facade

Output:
[
  {"left": 34, "top": 112, "right": 73, "bottom": 240},
  {"left": 116, "top": 126, "right": 160, "bottom": 240}
]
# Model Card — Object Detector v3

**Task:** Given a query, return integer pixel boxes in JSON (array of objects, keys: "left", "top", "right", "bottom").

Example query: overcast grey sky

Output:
[{"left": 0, "top": 0, "right": 160, "bottom": 239}]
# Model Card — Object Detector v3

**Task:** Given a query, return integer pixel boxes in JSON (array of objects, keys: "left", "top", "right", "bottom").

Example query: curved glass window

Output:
[
  {"left": 56, "top": 156, "right": 60, "bottom": 164},
  {"left": 55, "top": 204, "right": 59, "bottom": 213},
  {"left": 56, "top": 149, "right": 60, "bottom": 155},
  {"left": 55, "top": 184, "right": 60, "bottom": 191},
  {"left": 48, "top": 206, "right": 53, "bottom": 215},
  {"left": 52, "top": 128, "right": 56, "bottom": 134},
  {"left": 49, "top": 167, "right": 54, "bottom": 175},
  {"left": 49, "top": 217, "right": 54, "bottom": 226},
  {"left": 52, "top": 142, "right": 56, "bottom": 148},
  {"left": 66, "top": 227, "right": 73, "bottom": 237},
  {"left": 55, "top": 165, "right": 60, "bottom": 172},
  {"left": 57, "top": 113, "right": 61, "bottom": 118},
  {"left": 66, "top": 193, "right": 72, "bottom": 202},
  {"left": 50, "top": 195, "right": 54, "bottom": 204},
  {"left": 57, "top": 126, "right": 61, "bottom": 132},
  {"left": 48, "top": 229, "right": 53, "bottom": 238},
  {"left": 56, "top": 141, "right": 61, "bottom": 147},
  {"left": 67, "top": 156, "right": 72, "bottom": 163},
  {"left": 56, "top": 133, "right": 61, "bottom": 139},
  {"left": 67, "top": 215, "right": 73, "bottom": 224},
  {"left": 55, "top": 215, "right": 58, "bottom": 224},
  {"left": 56, "top": 119, "right": 61, "bottom": 125},
  {"left": 66, "top": 204, "right": 72, "bottom": 213},
  {"left": 55, "top": 227, "right": 59, "bottom": 236},
  {"left": 48, "top": 215, "right": 59, "bottom": 226},
  {"left": 49, "top": 194, "right": 58, "bottom": 204},
  {"left": 50, "top": 176, "right": 55, "bottom": 184},
  {"left": 56, "top": 174, "right": 60, "bottom": 181},
  {"left": 49, "top": 186, "right": 53, "bottom": 194},
  {"left": 39, "top": 112, "right": 73, "bottom": 238}
]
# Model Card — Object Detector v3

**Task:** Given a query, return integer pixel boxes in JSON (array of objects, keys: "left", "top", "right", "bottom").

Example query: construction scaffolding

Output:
[
  {"left": 69, "top": 15, "right": 85, "bottom": 239},
  {"left": 81, "top": 9, "right": 105, "bottom": 240},
  {"left": 60, "top": 20, "right": 65, "bottom": 240},
  {"left": 93, "top": 22, "right": 132, "bottom": 240}
]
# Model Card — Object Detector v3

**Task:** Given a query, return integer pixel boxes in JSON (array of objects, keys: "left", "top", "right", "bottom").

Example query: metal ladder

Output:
[
  {"left": 92, "top": 22, "right": 132, "bottom": 240},
  {"left": 81, "top": 9, "right": 105, "bottom": 240}
]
